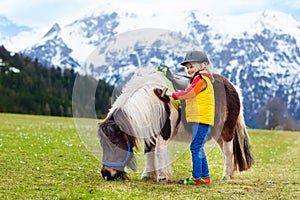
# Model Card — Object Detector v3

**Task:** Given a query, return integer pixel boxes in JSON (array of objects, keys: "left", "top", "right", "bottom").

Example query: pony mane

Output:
[{"left": 108, "top": 67, "right": 169, "bottom": 144}]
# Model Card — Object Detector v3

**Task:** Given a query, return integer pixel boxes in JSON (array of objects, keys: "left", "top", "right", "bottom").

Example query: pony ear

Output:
[{"left": 98, "top": 120, "right": 121, "bottom": 143}]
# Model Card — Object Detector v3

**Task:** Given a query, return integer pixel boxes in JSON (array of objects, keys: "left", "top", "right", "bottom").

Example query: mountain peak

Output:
[
  {"left": 252, "top": 10, "right": 300, "bottom": 35},
  {"left": 43, "top": 23, "right": 61, "bottom": 38}
]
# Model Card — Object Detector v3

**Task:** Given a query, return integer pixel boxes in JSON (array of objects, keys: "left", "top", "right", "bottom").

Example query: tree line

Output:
[{"left": 0, "top": 45, "right": 113, "bottom": 118}]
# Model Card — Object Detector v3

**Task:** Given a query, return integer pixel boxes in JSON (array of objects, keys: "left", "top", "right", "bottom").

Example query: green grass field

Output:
[{"left": 0, "top": 113, "right": 299, "bottom": 199}]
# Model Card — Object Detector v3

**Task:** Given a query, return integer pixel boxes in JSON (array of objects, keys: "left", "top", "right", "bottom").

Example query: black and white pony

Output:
[{"left": 98, "top": 67, "right": 254, "bottom": 182}]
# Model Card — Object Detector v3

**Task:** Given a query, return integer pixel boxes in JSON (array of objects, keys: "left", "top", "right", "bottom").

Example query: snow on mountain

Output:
[
  {"left": 12, "top": 6, "right": 300, "bottom": 129},
  {"left": 209, "top": 10, "right": 300, "bottom": 38}
]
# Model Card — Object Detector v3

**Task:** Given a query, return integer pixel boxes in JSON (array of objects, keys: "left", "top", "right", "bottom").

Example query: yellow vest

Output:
[{"left": 185, "top": 74, "right": 215, "bottom": 125}]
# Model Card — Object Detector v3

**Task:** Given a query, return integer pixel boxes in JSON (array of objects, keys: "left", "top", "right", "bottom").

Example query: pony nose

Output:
[
  {"left": 101, "top": 166, "right": 117, "bottom": 180},
  {"left": 101, "top": 169, "right": 111, "bottom": 180}
]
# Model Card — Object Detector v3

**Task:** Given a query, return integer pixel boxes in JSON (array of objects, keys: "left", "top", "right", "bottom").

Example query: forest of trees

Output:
[{"left": 0, "top": 45, "right": 114, "bottom": 118}]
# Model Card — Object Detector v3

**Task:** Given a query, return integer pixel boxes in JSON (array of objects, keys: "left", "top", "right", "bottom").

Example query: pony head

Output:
[{"left": 98, "top": 111, "right": 137, "bottom": 180}]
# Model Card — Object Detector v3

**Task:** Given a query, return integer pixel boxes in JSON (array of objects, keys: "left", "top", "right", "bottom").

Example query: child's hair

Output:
[{"left": 192, "top": 62, "right": 210, "bottom": 72}]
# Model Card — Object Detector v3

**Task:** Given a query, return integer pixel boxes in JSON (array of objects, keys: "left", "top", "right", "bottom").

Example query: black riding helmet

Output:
[{"left": 180, "top": 50, "right": 209, "bottom": 66}]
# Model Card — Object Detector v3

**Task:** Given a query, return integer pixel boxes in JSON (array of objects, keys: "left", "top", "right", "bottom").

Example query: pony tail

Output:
[{"left": 233, "top": 109, "right": 254, "bottom": 171}]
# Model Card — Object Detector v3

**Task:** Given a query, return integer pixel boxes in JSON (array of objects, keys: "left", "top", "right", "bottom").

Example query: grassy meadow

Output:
[{"left": 0, "top": 113, "right": 299, "bottom": 199}]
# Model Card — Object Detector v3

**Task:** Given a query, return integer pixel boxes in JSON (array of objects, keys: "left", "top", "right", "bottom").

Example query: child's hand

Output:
[{"left": 165, "top": 90, "right": 172, "bottom": 97}]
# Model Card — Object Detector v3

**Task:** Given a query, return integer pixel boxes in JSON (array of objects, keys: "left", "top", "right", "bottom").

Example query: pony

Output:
[{"left": 98, "top": 66, "right": 254, "bottom": 182}]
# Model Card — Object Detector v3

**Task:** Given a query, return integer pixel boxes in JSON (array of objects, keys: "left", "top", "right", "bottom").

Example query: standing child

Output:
[{"left": 164, "top": 50, "right": 215, "bottom": 185}]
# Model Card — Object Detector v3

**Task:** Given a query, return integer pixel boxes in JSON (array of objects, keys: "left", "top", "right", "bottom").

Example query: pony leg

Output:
[
  {"left": 141, "top": 151, "right": 156, "bottom": 180},
  {"left": 220, "top": 139, "right": 234, "bottom": 180},
  {"left": 141, "top": 143, "right": 156, "bottom": 180},
  {"left": 154, "top": 138, "right": 172, "bottom": 182}
]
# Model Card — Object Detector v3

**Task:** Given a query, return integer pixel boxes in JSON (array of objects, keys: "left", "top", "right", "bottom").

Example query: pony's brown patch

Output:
[{"left": 213, "top": 74, "right": 240, "bottom": 142}]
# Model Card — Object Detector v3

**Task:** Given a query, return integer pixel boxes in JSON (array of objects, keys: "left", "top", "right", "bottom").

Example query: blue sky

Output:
[
  {"left": 0, "top": 16, "right": 31, "bottom": 37},
  {"left": 1, "top": 0, "right": 300, "bottom": 50}
]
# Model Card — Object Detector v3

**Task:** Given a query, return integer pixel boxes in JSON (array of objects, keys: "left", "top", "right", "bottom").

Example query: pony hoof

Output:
[
  {"left": 221, "top": 175, "right": 233, "bottom": 180},
  {"left": 141, "top": 173, "right": 155, "bottom": 181},
  {"left": 141, "top": 176, "right": 153, "bottom": 181},
  {"left": 157, "top": 176, "right": 168, "bottom": 183}
]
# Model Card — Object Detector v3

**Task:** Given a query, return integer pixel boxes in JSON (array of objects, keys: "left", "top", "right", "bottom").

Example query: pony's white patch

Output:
[
  {"left": 107, "top": 67, "right": 182, "bottom": 180},
  {"left": 108, "top": 68, "right": 170, "bottom": 144}
]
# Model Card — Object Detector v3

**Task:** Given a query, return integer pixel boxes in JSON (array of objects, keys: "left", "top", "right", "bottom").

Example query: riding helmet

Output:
[{"left": 180, "top": 50, "right": 209, "bottom": 66}]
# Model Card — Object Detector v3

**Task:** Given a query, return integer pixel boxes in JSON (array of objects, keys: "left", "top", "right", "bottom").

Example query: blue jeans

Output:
[{"left": 190, "top": 123, "right": 210, "bottom": 179}]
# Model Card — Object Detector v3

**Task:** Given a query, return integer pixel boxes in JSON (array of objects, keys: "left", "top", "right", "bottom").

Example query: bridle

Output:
[
  {"left": 100, "top": 119, "right": 133, "bottom": 168},
  {"left": 102, "top": 143, "right": 131, "bottom": 167}
]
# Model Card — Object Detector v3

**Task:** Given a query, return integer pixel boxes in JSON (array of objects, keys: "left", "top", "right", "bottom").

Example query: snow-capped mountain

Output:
[{"left": 18, "top": 7, "right": 300, "bottom": 129}]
